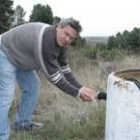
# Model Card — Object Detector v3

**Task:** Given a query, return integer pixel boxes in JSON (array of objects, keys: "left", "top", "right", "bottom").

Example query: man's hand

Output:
[{"left": 78, "top": 87, "right": 96, "bottom": 101}]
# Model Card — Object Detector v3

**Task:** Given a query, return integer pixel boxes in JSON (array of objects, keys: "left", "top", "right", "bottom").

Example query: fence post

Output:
[{"left": 105, "top": 70, "right": 140, "bottom": 140}]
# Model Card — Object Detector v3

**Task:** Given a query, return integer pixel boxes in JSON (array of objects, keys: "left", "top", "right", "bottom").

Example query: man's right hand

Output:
[{"left": 78, "top": 87, "right": 96, "bottom": 102}]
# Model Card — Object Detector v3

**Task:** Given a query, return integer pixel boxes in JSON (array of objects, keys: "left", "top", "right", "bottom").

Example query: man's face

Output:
[{"left": 56, "top": 25, "right": 78, "bottom": 47}]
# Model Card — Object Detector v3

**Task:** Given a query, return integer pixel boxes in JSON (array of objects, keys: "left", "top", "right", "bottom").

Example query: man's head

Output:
[{"left": 56, "top": 18, "right": 82, "bottom": 47}]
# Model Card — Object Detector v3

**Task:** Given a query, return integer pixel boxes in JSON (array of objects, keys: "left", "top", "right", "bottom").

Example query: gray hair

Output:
[{"left": 58, "top": 17, "right": 82, "bottom": 34}]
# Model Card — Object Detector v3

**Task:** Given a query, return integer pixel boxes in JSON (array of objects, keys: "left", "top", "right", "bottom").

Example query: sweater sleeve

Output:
[
  {"left": 57, "top": 48, "right": 83, "bottom": 89},
  {"left": 42, "top": 52, "right": 80, "bottom": 97}
]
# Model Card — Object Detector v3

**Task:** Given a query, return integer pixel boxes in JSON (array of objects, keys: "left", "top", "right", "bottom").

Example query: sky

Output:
[{"left": 13, "top": 0, "right": 140, "bottom": 37}]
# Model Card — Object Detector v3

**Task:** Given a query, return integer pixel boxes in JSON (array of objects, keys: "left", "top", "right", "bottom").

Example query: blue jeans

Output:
[{"left": 0, "top": 43, "right": 41, "bottom": 140}]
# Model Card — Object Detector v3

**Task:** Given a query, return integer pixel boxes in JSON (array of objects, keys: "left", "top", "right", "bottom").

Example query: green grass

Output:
[{"left": 10, "top": 100, "right": 105, "bottom": 140}]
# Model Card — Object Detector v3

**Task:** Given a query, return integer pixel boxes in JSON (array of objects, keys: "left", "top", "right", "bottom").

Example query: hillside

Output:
[{"left": 83, "top": 36, "right": 109, "bottom": 46}]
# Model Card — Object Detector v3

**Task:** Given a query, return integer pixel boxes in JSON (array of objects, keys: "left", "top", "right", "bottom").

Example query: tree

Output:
[
  {"left": 12, "top": 5, "right": 26, "bottom": 27},
  {"left": 107, "top": 27, "right": 140, "bottom": 52},
  {"left": 0, "top": 0, "right": 14, "bottom": 33},
  {"left": 53, "top": 16, "right": 61, "bottom": 25},
  {"left": 71, "top": 36, "right": 86, "bottom": 47},
  {"left": 128, "top": 28, "right": 140, "bottom": 49},
  {"left": 29, "top": 4, "right": 53, "bottom": 24},
  {"left": 107, "top": 36, "right": 117, "bottom": 49}
]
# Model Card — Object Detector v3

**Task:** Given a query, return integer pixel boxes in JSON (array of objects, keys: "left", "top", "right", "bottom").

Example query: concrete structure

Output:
[{"left": 105, "top": 70, "right": 140, "bottom": 140}]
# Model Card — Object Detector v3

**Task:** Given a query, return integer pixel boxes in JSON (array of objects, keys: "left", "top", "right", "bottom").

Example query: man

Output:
[{"left": 0, "top": 18, "right": 95, "bottom": 140}]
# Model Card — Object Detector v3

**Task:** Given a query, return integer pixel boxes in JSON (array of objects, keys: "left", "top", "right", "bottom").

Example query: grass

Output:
[
  {"left": 9, "top": 47, "right": 140, "bottom": 140},
  {"left": 10, "top": 101, "right": 105, "bottom": 140}
]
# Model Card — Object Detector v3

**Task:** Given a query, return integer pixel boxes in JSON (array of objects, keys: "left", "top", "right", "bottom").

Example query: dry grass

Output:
[{"left": 10, "top": 49, "right": 140, "bottom": 140}]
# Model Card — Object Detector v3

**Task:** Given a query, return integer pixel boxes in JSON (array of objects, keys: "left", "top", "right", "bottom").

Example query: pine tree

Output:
[
  {"left": 12, "top": 5, "right": 26, "bottom": 27},
  {"left": 0, "top": 0, "right": 14, "bottom": 33},
  {"left": 29, "top": 4, "right": 53, "bottom": 25}
]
